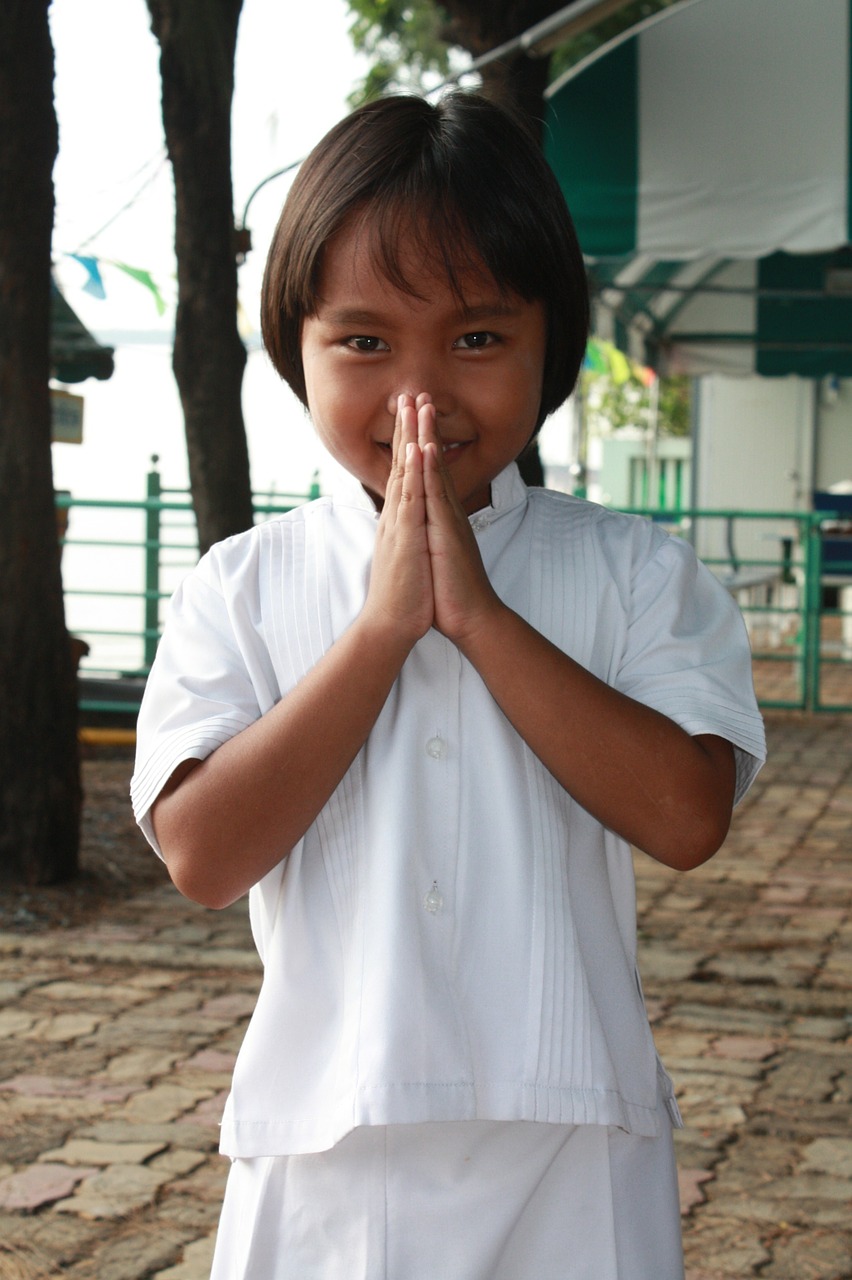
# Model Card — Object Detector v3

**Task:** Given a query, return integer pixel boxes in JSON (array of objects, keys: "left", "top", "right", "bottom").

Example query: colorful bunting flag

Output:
[
  {"left": 585, "top": 337, "right": 656, "bottom": 387},
  {"left": 68, "top": 253, "right": 106, "bottom": 299},
  {"left": 113, "top": 263, "right": 167, "bottom": 316},
  {"left": 63, "top": 251, "right": 168, "bottom": 316}
]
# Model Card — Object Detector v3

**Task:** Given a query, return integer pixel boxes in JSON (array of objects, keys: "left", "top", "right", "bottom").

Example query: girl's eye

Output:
[
  {"left": 454, "top": 331, "right": 497, "bottom": 350},
  {"left": 346, "top": 336, "right": 389, "bottom": 352}
]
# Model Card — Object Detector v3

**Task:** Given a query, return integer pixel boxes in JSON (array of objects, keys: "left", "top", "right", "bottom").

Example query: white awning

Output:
[{"left": 545, "top": 0, "right": 852, "bottom": 376}]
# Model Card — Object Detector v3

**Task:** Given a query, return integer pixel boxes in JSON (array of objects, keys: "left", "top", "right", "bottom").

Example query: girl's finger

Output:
[{"left": 386, "top": 395, "right": 418, "bottom": 508}]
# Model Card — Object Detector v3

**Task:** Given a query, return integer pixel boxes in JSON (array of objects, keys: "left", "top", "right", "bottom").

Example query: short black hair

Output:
[{"left": 261, "top": 91, "right": 589, "bottom": 432}]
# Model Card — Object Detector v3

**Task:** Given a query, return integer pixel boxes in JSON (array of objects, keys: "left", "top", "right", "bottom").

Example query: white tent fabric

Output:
[{"left": 544, "top": 0, "right": 852, "bottom": 376}]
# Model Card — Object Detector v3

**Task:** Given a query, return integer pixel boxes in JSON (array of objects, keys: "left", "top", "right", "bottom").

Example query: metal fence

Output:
[{"left": 57, "top": 467, "right": 852, "bottom": 720}]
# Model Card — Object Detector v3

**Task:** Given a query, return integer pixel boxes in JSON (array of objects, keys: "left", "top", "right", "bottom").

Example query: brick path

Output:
[{"left": 0, "top": 712, "right": 849, "bottom": 1279}]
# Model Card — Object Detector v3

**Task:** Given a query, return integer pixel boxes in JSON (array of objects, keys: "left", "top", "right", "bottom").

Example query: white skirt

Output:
[{"left": 210, "top": 1107, "right": 683, "bottom": 1280}]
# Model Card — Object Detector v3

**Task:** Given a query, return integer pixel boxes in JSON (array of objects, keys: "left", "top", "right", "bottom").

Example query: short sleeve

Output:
[
  {"left": 616, "top": 533, "right": 766, "bottom": 804},
  {"left": 130, "top": 551, "right": 265, "bottom": 856}
]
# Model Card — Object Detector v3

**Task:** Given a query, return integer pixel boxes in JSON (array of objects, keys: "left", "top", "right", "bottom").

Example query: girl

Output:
[{"left": 132, "top": 92, "right": 765, "bottom": 1279}]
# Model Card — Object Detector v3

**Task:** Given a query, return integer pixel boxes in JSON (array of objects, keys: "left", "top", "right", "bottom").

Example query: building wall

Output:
[{"left": 694, "top": 374, "right": 815, "bottom": 568}]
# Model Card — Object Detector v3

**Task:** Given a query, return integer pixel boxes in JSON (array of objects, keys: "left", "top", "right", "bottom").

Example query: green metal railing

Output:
[
  {"left": 58, "top": 460, "right": 320, "bottom": 722},
  {"left": 617, "top": 506, "right": 852, "bottom": 713},
  {"left": 57, "top": 474, "right": 852, "bottom": 719}
]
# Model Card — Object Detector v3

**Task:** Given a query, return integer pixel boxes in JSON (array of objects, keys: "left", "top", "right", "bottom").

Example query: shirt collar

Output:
[{"left": 329, "top": 460, "right": 529, "bottom": 522}]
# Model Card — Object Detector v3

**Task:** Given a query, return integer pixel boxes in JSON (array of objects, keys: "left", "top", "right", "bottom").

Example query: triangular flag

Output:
[
  {"left": 608, "top": 346, "right": 631, "bottom": 385},
  {"left": 68, "top": 253, "right": 106, "bottom": 299},
  {"left": 114, "top": 262, "right": 167, "bottom": 315}
]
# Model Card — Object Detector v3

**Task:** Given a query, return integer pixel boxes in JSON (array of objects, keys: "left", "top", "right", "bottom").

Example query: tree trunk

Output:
[
  {"left": 0, "top": 0, "right": 80, "bottom": 884},
  {"left": 147, "top": 0, "right": 252, "bottom": 555},
  {"left": 440, "top": 0, "right": 557, "bottom": 130}
]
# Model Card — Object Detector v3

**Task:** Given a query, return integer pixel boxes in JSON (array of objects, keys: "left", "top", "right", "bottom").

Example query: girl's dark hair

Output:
[{"left": 261, "top": 91, "right": 589, "bottom": 432}]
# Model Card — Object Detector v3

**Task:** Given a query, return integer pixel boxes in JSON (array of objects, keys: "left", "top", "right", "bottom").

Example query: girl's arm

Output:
[
  {"left": 152, "top": 404, "right": 433, "bottom": 909},
  {"left": 421, "top": 436, "right": 736, "bottom": 872},
  {"left": 456, "top": 603, "right": 735, "bottom": 870},
  {"left": 152, "top": 612, "right": 414, "bottom": 908}
]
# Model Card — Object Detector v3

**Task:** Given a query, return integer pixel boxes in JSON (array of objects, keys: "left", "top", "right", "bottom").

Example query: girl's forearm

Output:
[
  {"left": 457, "top": 601, "right": 736, "bottom": 870},
  {"left": 151, "top": 614, "right": 413, "bottom": 909}
]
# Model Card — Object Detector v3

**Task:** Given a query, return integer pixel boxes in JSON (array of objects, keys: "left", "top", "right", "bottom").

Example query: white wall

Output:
[
  {"left": 814, "top": 378, "right": 852, "bottom": 491},
  {"left": 694, "top": 374, "right": 814, "bottom": 569}
]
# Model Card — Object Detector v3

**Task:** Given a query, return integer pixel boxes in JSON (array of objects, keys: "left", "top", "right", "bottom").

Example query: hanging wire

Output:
[{"left": 73, "top": 150, "right": 169, "bottom": 253}]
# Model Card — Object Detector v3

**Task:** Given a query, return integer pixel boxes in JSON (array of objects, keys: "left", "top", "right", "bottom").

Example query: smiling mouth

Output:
[{"left": 377, "top": 440, "right": 470, "bottom": 456}]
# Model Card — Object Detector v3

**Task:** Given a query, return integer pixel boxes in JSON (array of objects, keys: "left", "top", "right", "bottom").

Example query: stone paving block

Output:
[
  {"left": 125, "top": 968, "right": 186, "bottom": 990},
  {"left": 79, "top": 1121, "right": 218, "bottom": 1153},
  {"left": 0, "top": 1010, "right": 36, "bottom": 1037},
  {"left": 0, "top": 1162, "right": 98, "bottom": 1212},
  {"left": 0, "top": 1073, "right": 134, "bottom": 1104},
  {"left": 24, "top": 1012, "right": 101, "bottom": 1043},
  {"left": 762, "top": 1171, "right": 852, "bottom": 1202},
  {"left": 789, "top": 1015, "right": 848, "bottom": 1041},
  {"left": 62, "top": 1224, "right": 190, "bottom": 1280},
  {"left": 176, "top": 1089, "right": 229, "bottom": 1130},
  {"left": 152, "top": 1233, "right": 217, "bottom": 1280},
  {"left": 55, "top": 1163, "right": 173, "bottom": 1219},
  {"left": 134, "top": 991, "right": 206, "bottom": 1016},
  {"left": 747, "top": 1100, "right": 851, "bottom": 1140},
  {"left": 0, "top": 1209, "right": 106, "bottom": 1273},
  {"left": 177, "top": 1049, "right": 237, "bottom": 1075},
  {"left": 678, "top": 1167, "right": 715, "bottom": 1215},
  {"left": 637, "top": 946, "right": 706, "bottom": 983},
  {"left": 114, "top": 1083, "right": 214, "bottom": 1125},
  {"left": 664, "top": 1002, "right": 787, "bottom": 1035},
  {"left": 38, "top": 1137, "right": 168, "bottom": 1166},
  {"left": 762, "top": 1053, "right": 841, "bottom": 1102},
  {"left": 1, "top": 1092, "right": 110, "bottom": 1123},
  {"left": 101, "top": 1048, "right": 180, "bottom": 1082},
  {"left": 149, "top": 1149, "right": 207, "bottom": 1177},
  {"left": 168, "top": 1156, "right": 230, "bottom": 1204},
  {"left": 35, "top": 980, "right": 150, "bottom": 1006},
  {"left": 197, "top": 993, "right": 257, "bottom": 1022},
  {"left": 672, "top": 1055, "right": 766, "bottom": 1081},
  {"left": 710, "top": 1036, "right": 778, "bottom": 1061},
  {"left": 799, "top": 1136, "right": 852, "bottom": 1179},
  {"left": 681, "top": 1219, "right": 771, "bottom": 1273},
  {"left": 698, "top": 1192, "right": 808, "bottom": 1228},
  {"left": 759, "top": 1228, "right": 852, "bottom": 1280}
]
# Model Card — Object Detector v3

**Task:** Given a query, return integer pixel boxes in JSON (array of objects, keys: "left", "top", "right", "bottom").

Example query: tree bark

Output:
[
  {"left": 440, "top": 0, "right": 558, "bottom": 131},
  {"left": 147, "top": 0, "right": 252, "bottom": 554},
  {"left": 0, "top": 0, "right": 81, "bottom": 884}
]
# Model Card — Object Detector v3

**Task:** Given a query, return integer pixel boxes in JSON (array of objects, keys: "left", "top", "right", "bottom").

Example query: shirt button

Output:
[
  {"left": 470, "top": 513, "right": 491, "bottom": 532},
  {"left": 424, "top": 881, "right": 444, "bottom": 914},
  {"left": 425, "top": 736, "right": 446, "bottom": 760}
]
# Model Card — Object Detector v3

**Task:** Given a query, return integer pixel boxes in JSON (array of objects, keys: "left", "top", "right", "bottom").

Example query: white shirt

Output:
[{"left": 132, "top": 464, "right": 765, "bottom": 1157}]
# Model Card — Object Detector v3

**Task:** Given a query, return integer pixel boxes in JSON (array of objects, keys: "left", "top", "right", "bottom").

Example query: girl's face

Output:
[{"left": 300, "top": 217, "right": 547, "bottom": 515}]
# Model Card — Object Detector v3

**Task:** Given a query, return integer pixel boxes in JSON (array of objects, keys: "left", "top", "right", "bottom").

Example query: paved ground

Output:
[{"left": 0, "top": 712, "right": 849, "bottom": 1279}]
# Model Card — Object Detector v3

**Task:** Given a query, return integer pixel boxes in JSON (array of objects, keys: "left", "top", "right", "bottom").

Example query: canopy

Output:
[
  {"left": 545, "top": 0, "right": 852, "bottom": 376},
  {"left": 51, "top": 278, "right": 115, "bottom": 384}
]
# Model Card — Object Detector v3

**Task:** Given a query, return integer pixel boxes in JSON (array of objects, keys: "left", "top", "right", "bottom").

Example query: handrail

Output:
[{"left": 57, "top": 473, "right": 851, "bottom": 718}]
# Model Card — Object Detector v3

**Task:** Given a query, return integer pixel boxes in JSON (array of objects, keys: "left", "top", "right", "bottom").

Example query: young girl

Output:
[{"left": 132, "top": 92, "right": 765, "bottom": 1279}]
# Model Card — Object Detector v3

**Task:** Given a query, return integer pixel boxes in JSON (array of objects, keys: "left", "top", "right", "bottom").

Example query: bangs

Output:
[{"left": 330, "top": 199, "right": 510, "bottom": 309}]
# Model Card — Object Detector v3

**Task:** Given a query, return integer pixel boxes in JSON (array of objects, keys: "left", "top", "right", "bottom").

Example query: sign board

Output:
[{"left": 51, "top": 388, "right": 84, "bottom": 444}]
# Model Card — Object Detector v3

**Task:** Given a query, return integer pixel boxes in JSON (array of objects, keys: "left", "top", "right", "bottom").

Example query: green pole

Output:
[
  {"left": 802, "top": 514, "right": 823, "bottom": 712},
  {"left": 144, "top": 456, "right": 161, "bottom": 670}
]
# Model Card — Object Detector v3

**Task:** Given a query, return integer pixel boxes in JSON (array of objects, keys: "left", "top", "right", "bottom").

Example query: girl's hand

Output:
[
  {"left": 362, "top": 395, "right": 434, "bottom": 645},
  {"left": 418, "top": 398, "right": 503, "bottom": 647}
]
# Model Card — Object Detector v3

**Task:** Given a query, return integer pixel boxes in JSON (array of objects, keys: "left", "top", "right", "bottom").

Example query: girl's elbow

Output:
[
  {"left": 165, "top": 845, "right": 242, "bottom": 910},
  {"left": 661, "top": 806, "right": 732, "bottom": 872}
]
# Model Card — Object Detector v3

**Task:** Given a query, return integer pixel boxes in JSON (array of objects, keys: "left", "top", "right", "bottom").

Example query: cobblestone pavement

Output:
[{"left": 0, "top": 713, "right": 849, "bottom": 1279}]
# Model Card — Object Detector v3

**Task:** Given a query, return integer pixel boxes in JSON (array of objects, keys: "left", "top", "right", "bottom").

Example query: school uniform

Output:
[{"left": 132, "top": 463, "right": 765, "bottom": 1278}]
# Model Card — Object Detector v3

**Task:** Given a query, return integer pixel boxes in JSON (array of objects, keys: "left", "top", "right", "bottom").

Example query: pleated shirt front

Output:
[{"left": 131, "top": 464, "right": 766, "bottom": 1157}]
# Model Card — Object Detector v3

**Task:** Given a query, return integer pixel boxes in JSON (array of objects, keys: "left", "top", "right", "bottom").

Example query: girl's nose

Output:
[{"left": 386, "top": 380, "right": 455, "bottom": 419}]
